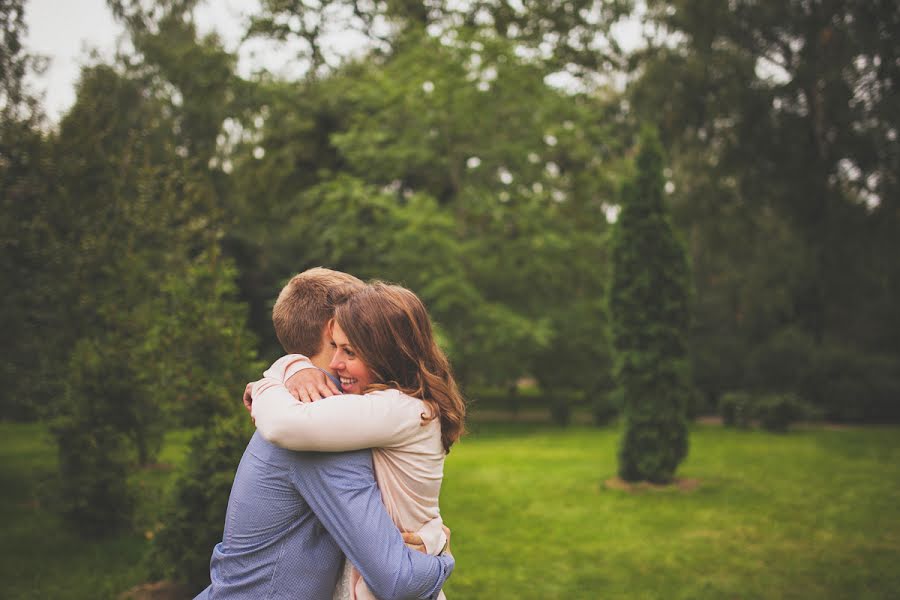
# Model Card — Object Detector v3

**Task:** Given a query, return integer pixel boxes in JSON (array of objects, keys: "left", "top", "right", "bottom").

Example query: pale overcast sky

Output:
[
  {"left": 24, "top": 0, "right": 643, "bottom": 122},
  {"left": 25, "top": 0, "right": 121, "bottom": 120},
  {"left": 24, "top": 0, "right": 274, "bottom": 121}
]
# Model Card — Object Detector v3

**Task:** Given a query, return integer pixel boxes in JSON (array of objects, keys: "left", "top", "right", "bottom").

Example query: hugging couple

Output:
[{"left": 195, "top": 268, "right": 465, "bottom": 600}]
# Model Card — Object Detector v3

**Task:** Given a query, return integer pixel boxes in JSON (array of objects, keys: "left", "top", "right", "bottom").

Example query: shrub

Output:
[
  {"left": 148, "top": 413, "right": 254, "bottom": 591},
  {"left": 592, "top": 392, "right": 619, "bottom": 427},
  {"left": 550, "top": 398, "right": 573, "bottom": 427},
  {"left": 685, "top": 387, "right": 711, "bottom": 419},
  {"left": 466, "top": 386, "right": 543, "bottom": 412},
  {"left": 51, "top": 337, "right": 151, "bottom": 535},
  {"left": 719, "top": 392, "right": 754, "bottom": 428},
  {"left": 755, "top": 393, "right": 805, "bottom": 433},
  {"left": 747, "top": 328, "right": 815, "bottom": 396},
  {"left": 691, "top": 334, "right": 748, "bottom": 415},
  {"left": 608, "top": 128, "right": 693, "bottom": 483},
  {"left": 806, "top": 347, "right": 900, "bottom": 423},
  {"left": 53, "top": 418, "right": 136, "bottom": 537}
]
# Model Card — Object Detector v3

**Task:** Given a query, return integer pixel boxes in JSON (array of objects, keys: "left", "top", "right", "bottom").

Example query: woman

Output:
[{"left": 249, "top": 282, "right": 466, "bottom": 599}]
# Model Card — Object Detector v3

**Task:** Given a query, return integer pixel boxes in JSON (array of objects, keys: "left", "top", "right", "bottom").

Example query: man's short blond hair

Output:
[{"left": 272, "top": 268, "right": 365, "bottom": 356}]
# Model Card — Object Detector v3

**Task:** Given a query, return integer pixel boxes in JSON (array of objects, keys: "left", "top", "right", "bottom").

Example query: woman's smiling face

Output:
[{"left": 327, "top": 320, "right": 376, "bottom": 394}]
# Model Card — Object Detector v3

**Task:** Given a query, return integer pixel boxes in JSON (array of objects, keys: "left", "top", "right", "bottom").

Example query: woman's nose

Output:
[{"left": 328, "top": 353, "right": 343, "bottom": 372}]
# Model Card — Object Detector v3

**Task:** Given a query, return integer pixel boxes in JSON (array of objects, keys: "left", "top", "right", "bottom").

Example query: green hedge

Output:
[
  {"left": 719, "top": 391, "right": 819, "bottom": 432},
  {"left": 719, "top": 392, "right": 754, "bottom": 428},
  {"left": 592, "top": 390, "right": 620, "bottom": 427},
  {"left": 466, "top": 387, "right": 621, "bottom": 427},
  {"left": 755, "top": 394, "right": 806, "bottom": 433}
]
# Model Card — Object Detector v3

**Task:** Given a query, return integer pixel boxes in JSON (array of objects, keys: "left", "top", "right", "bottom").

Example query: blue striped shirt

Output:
[{"left": 196, "top": 432, "right": 453, "bottom": 599}]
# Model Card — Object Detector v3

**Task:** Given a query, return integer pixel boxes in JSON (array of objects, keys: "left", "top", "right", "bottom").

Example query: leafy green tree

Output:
[
  {"left": 247, "top": 0, "right": 632, "bottom": 76},
  {"left": 0, "top": 0, "right": 58, "bottom": 420},
  {"left": 631, "top": 0, "right": 900, "bottom": 418},
  {"left": 608, "top": 127, "right": 691, "bottom": 483},
  {"left": 226, "top": 25, "right": 629, "bottom": 397},
  {"left": 28, "top": 7, "right": 261, "bottom": 532}
]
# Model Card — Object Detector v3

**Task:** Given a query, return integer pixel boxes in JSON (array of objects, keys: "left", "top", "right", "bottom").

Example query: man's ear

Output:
[{"left": 317, "top": 319, "right": 336, "bottom": 359}]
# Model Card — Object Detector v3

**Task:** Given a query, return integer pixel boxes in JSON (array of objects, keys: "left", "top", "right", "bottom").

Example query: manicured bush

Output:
[
  {"left": 719, "top": 392, "right": 754, "bottom": 428},
  {"left": 745, "top": 334, "right": 900, "bottom": 424},
  {"left": 550, "top": 398, "right": 573, "bottom": 427},
  {"left": 466, "top": 386, "right": 544, "bottom": 411},
  {"left": 591, "top": 392, "right": 619, "bottom": 426},
  {"left": 747, "top": 328, "right": 815, "bottom": 398},
  {"left": 608, "top": 127, "right": 692, "bottom": 483},
  {"left": 755, "top": 393, "right": 805, "bottom": 433},
  {"left": 720, "top": 392, "right": 819, "bottom": 432},
  {"left": 806, "top": 347, "right": 900, "bottom": 423}
]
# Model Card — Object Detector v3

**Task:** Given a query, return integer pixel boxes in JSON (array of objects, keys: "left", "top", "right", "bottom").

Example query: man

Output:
[{"left": 196, "top": 268, "right": 453, "bottom": 599}]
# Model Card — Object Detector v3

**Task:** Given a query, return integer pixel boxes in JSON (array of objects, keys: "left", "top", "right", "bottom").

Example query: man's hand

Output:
[
  {"left": 441, "top": 525, "right": 451, "bottom": 555},
  {"left": 401, "top": 532, "right": 426, "bottom": 554},
  {"left": 286, "top": 368, "right": 340, "bottom": 403}
]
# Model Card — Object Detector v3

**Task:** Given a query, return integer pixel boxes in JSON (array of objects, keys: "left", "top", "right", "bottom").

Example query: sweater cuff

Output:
[{"left": 262, "top": 354, "right": 315, "bottom": 382}]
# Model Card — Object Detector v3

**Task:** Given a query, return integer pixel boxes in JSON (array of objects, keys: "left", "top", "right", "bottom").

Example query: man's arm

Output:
[{"left": 290, "top": 449, "right": 453, "bottom": 600}]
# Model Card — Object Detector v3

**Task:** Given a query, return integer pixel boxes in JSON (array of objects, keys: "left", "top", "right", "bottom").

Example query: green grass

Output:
[
  {"left": 2, "top": 421, "right": 899, "bottom": 599},
  {"left": 442, "top": 422, "right": 900, "bottom": 599},
  {"left": 0, "top": 424, "right": 191, "bottom": 600},
  {"left": 0, "top": 423, "right": 144, "bottom": 599}
]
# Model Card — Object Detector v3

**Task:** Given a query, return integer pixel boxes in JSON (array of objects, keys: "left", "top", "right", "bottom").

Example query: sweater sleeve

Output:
[
  {"left": 252, "top": 354, "right": 317, "bottom": 397},
  {"left": 416, "top": 516, "right": 448, "bottom": 556},
  {"left": 251, "top": 382, "right": 427, "bottom": 452}
]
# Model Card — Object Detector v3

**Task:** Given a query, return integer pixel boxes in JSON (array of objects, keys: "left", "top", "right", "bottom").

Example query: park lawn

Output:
[
  {"left": 2, "top": 421, "right": 900, "bottom": 599},
  {"left": 441, "top": 422, "right": 900, "bottom": 599},
  {"left": 0, "top": 424, "right": 192, "bottom": 600}
]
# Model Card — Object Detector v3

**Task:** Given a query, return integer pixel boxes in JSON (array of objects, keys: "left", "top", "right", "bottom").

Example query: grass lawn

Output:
[{"left": 2, "top": 420, "right": 899, "bottom": 599}]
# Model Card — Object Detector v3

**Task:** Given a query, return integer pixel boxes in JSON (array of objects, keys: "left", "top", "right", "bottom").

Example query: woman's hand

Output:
[
  {"left": 402, "top": 525, "right": 452, "bottom": 555},
  {"left": 285, "top": 368, "right": 340, "bottom": 403},
  {"left": 401, "top": 531, "right": 426, "bottom": 553}
]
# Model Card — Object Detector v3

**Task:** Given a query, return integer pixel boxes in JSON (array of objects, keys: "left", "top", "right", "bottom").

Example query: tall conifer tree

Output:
[{"left": 609, "top": 127, "right": 691, "bottom": 483}]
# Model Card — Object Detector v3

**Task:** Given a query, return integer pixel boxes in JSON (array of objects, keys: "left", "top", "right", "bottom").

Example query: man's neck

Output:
[{"left": 308, "top": 353, "right": 332, "bottom": 373}]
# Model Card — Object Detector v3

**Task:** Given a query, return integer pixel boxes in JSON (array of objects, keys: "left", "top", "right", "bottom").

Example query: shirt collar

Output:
[{"left": 318, "top": 367, "right": 343, "bottom": 392}]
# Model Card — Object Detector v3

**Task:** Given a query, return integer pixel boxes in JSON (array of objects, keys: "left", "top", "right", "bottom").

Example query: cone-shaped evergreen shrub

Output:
[
  {"left": 608, "top": 127, "right": 692, "bottom": 483},
  {"left": 54, "top": 418, "right": 136, "bottom": 536},
  {"left": 52, "top": 337, "right": 146, "bottom": 536},
  {"left": 148, "top": 412, "right": 255, "bottom": 591}
]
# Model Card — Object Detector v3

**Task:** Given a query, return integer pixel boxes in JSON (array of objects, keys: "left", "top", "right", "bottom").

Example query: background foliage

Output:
[{"left": 2, "top": 0, "right": 899, "bottom": 593}]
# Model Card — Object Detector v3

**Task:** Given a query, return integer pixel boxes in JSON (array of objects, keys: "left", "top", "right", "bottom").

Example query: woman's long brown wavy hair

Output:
[{"left": 333, "top": 282, "right": 466, "bottom": 453}]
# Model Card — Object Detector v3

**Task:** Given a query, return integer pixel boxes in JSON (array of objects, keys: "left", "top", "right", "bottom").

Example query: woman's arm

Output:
[{"left": 251, "top": 381, "right": 427, "bottom": 452}]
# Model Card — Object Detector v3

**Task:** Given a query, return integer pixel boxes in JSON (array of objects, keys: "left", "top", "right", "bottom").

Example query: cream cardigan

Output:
[{"left": 251, "top": 355, "right": 448, "bottom": 599}]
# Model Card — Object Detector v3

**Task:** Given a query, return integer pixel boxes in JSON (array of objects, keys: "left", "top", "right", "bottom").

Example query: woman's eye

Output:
[
  {"left": 345, "top": 350, "right": 355, "bottom": 358},
  {"left": 329, "top": 341, "right": 337, "bottom": 348}
]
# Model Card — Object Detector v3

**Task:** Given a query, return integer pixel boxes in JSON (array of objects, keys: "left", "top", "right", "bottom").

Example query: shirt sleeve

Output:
[
  {"left": 251, "top": 382, "right": 427, "bottom": 451},
  {"left": 290, "top": 450, "right": 453, "bottom": 600}
]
